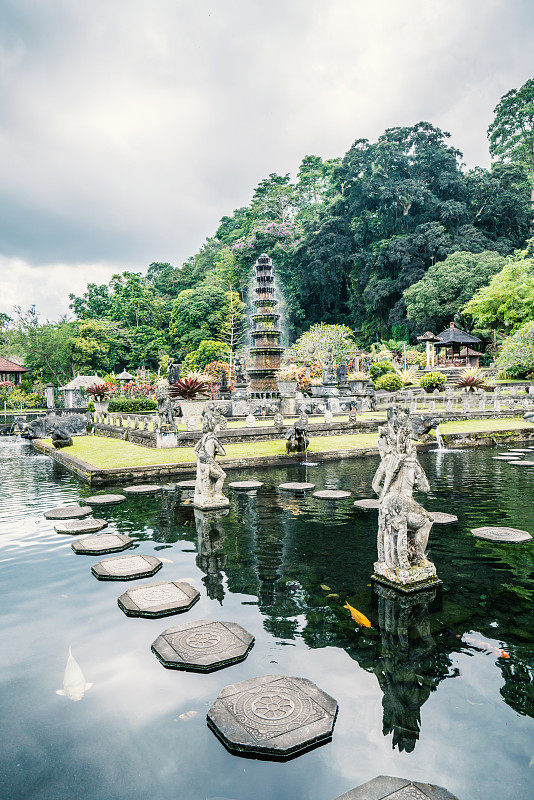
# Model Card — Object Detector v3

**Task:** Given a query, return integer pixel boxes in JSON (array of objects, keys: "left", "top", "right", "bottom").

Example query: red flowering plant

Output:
[
  {"left": 0, "top": 380, "right": 14, "bottom": 403},
  {"left": 123, "top": 381, "right": 156, "bottom": 397},
  {"left": 85, "top": 382, "right": 116, "bottom": 402},
  {"left": 169, "top": 373, "right": 210, "bottom": 400}
]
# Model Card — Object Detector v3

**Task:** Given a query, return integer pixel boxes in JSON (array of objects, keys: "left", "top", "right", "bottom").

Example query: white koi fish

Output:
[{"left": 56, "top": 647, "right": 93, "bottom": 701}]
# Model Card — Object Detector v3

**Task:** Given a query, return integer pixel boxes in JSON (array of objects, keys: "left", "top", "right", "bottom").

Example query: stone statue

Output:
[
  {"left": 193, "top": 403, "right": 230, "bottom": 510},
  {"left": 336, "top": 361, "right": 348, "bottom": 385},
  {"left": 322, "top": 348, "right": 336, "bottom": 385},
  {"left": 167, "top": 362, "right": 181, "bottom": 385},
  {"left": 273, "top": 411, "right": 284, "bottom": 430},
  {"left": 234, "top": 356, "right": 247, "bottom": 386},
  {"left": 371, "top": 406, "right": 438, "bottom": 590},
  {"left": 156, "top": 378, "right": 174, "bottom": 429},
  {"left": 285, "top": 418, "right": 309, "bottom": 454}
]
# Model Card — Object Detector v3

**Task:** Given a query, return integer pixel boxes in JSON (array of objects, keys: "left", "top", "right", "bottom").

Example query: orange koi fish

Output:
[
  {"left": 457, "top": 634, "right": 509, "bottom": 659},
  {"left": 344, "top": 602, "right": 372, "bottom": 628}
]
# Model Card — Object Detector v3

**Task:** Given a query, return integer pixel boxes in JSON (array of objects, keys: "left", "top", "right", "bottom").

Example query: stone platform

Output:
[
  {"left": 118, "top": 580, "right": 199, "bottom": 617},
  {"left": 91, "top": 554, "right": 162, "bottom": 580},
  {"left": 471, "top": 526, "right": 532, "bottom": 542},
  {"left": 54, "top": 517, "right": 108, "bottom": 534},
  {"left": 85, "top": 493, "right": 126, "bottom": 506},
  {"left": 71, "top": 533, "right": 132, "bottom": 554},
  {"left": 152, "top": 619, "right": 253, "bottom": 671},
  {"left": 373, "top": 561, "right": 442, "bottom": 594},
  {"left": 332, "top": 775, "right": 459, "bottom": 799},
  {"left": 44, "top": 505, "right": 91, "bottom": 520}
]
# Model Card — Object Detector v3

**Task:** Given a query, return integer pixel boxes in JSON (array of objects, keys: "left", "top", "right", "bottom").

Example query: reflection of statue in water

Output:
[
  {"left": 194, "top": 508, "right": 228, "bottom": 603},
  {"left": 193, "top": 402, "right": 230, "bottom": 509},
  {"left": 156, "top": 378, "right": 175, "bottom": 429},
  {"left": 373, "top": 583, "right": 440, "bottom": 752},
  {"left": 372, "top": 406, "right": 438, "bottom": 589}
]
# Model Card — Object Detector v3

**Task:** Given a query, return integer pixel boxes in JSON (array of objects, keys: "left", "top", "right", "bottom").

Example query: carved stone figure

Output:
[
  {"left": 167, "top": 362, "right": 181, "bottom": 385},
  {"left": 285, "top": 419, "right": 309, "bottom": 454},
  {"left": 371, "top": 406, "right": 438, "bottom": 590},
  {"left": 273, "top": 411, "right": 284, "bottom": 429},
  {"left": 193, "top": 403, "right": 229, "bottom": 510},
  {"left": 234, "top": 356, "right": 247, "bottom": 386},
  {"left": 155, "top": 378, "right": 174, "bottom": 429},
  {"left": 322, "top": 348, "right": 336, "bottom": 385}
]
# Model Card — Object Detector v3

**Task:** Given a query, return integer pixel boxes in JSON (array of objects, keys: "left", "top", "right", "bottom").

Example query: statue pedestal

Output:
[
  {"left": 373, "top": 560, "right": 441, "bottom": 593},
  {"left": 156, "top": 428, "right": 178, "bottom": 449},
  {"left": 192, "top": 496, "right": 230, "bottom": 511}
]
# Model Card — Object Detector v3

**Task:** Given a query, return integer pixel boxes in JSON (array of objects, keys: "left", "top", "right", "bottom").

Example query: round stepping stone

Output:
[
  {"left": 207, "top": 675, "right": 338, "bottom": 760},
  {"left": 85, "top": 494, "right": 126, "bottom": 506},
  {"left": 177, "top": 479, "right": 196, "bottom": 489},
  {"left": 492, "top": 456, "right": 515, "bottom": 460},
  {"left": 119, "top": 580, "right": 200, "bottom": 617},
  {"left": 44, "top": 505, "right": 92, "bottom": 520},
  {"left": 506, "top": 460, "right": 534, "bottom": 465},
  {"left": 313, "top": 490, "right": 351, "bottom": 500},
  {"left": 228, "top": 480, "right": 264, "bottom": 490},
  {"left": 508, "top": 448, "right": 531, "bottom": 452},
  {"left": 54, "top": 517, "right": 108, "bottom": 534},
  {"left": 122, "top": 484, "right": 162, "bottom": 495},
  {"left": 353, "top": 498, "right": 379, "bottom": 511},
  {"left": 333, "top": 775, "right": 459, "bottom": 800},
  {"left": 279, "top": 482, "right": 315, "bottom": 492},
  {"left": 430, "top": 512, "right": 458, "bottom": 524},
  {"left": 152, "top": 620, "right": 253, "bottom": 671},
  {"left": 91, "top": 553, "right": 162, "bottom": 580},
  {"left": 72, "top": 533, "right": 132, "bottom": 555},
  {"left": 471, "top": 526, "right": 532, "bottom": 543}
]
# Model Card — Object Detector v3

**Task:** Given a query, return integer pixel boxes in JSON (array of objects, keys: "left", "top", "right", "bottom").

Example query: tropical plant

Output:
[
  {"left": 374, "top": 372, "right": 404, "bottom": 392},
  {"left": 393, "top": 364, "right": 419, "bottom": 386},
  {"left": 496, "top": 321, "right": 534, "bottom": 378},
  {"left": 347, "top": 371, "right": 369, "bottom": 381},
  {"left": 370, "top": 361, "right": 395, "bottom": 381},
  {"left": 454, "top": 367, "right": 488, "bottom": 391},
  {"left": 275, "top": 364, "right": 301, "bottom": 381},
  {"left": 169, "top": 374, "right": 210, "bottom": 400},
  {"left": 285, "top": 323, "right": 358, "bottom": 365},
  {"left": 85, "top": 382, "right": 115, "bottom": 401},
  {"left": 204, "top": 361, "right": 235, "bottom": 383},
  {"left": 419, "top": 372, "right": 447, "bottom": 392}
]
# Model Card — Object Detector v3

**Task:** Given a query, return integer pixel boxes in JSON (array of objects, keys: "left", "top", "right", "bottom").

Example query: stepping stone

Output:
[
  {"left": 509, "top": 448, "right": 531, "bottom": 452},
  {"left": 508, "top": 460, "right": 534, "bottom": 466},
  {"left": 176, "top": 480, "right": 196, "bottom": 489},
  {"left": 123, "top": 484, "right": 162, "bottom": 495},
  {"left": 118, "top": 580, "right": 200, "bottom": 617},
  {"left": 332, "top": 775, "right": 459, "bottom": 799},
  {"left": 228, "top": 480, "right": 264, "bottom": 490},
  {"left": 72, "top": 533, "right": 132, "bottom": 555},
  {"left": 54, "top": 517, "right": 108, "bottom": 534},
  {"left": 207, "top": 675, "right": 338, "bottom": 760},
  {"left": 91, "top": 554, "right": 162, "bottom": 580},
  {"left": 471, "top": 526, "right": 532, "bottom": 543},
  {"left": 152, "top": 619, "right": 253, "bottom": 671},
  {"left": 44, "top": 505, "right": 92, "bottom": 520},
  {"left": 430, "top": 512, "right": 458, "bottom": 524},
  {"left": 279, "top": 482, "right": 315, "bottom": 492},
  {"left": 313, "top": 490, "right": 351, "bottom": 500},
  {"left": 85, "top": 494, "right": 126, "bottom": 506},
  {"left": 492, "top": 456, "right": 515, "bottom": 460},
  {"left": 353, "top": 498, "right": 379, "bottom": 510}
]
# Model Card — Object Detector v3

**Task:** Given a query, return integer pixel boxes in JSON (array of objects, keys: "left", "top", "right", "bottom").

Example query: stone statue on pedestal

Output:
[
  {"left": 371, "top": 406, "right": 438, "bottom": 590},
  {"left": 193, "top": 403, "right": 230, "bottom": 510},
  {"left": 322, "top": 348, "right": 337, "bottom": 385},
  {"left": 155, "top": 378, "right": 174, "bottom": 429},
  {"left": 167, "top": 362, "right": 181, "bottom": 386}
]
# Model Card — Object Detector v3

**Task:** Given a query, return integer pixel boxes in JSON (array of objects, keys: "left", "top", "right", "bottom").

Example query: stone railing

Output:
[
  {"left": 375, "top": 386, "right": 534, "bottom": 415},
  {"left": 92, "top": 411, "right": 157, "bottom": 432}
]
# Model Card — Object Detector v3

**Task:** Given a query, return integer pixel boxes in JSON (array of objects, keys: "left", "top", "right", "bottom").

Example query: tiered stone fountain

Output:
[{"left": 247, "top": 253, "right": 284, "bottom": 398}]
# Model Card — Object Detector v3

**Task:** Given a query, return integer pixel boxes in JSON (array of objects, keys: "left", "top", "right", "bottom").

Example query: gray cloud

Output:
[{"left": 0, "top": 0, "right": 532, "bottom": 318}]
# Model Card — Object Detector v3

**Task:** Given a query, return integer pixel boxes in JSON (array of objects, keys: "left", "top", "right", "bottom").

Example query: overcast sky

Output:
[{"left": 0, "top": 0, "right": 532, "bottom": 320}]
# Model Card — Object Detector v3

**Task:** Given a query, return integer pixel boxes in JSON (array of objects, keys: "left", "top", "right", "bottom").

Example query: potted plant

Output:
[
  {"left": 85, "top": 382, "right": 114, "bottom": 413},
  {"left": 347, "top": 371, "right": 370, "bottom": 392},
  {"left": 169, "top": 372, "right": 210, "bottom": 422},
  {"left": 275, "top": 365, "right": 299, "bottom": 396}
]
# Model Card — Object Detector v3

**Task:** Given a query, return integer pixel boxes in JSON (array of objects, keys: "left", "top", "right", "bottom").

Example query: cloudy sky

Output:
[{"left": 0, "top": 0, "right": 532, "bottom": 320}]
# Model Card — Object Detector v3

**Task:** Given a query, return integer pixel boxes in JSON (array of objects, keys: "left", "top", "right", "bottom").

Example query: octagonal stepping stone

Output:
[
  {"left": 118, "top": 580, "right": 200, "bottom": 617},
  {"left": 332, "top": 775, "right": 459, "bottom": 799},
  {"left": 471, "top": 526, "right": 532, "bottom": 543},
  {"left": 279, "top": 482, "right": 315, "bottom": 492},
  {"left": 152, "top": 619, "right": 253, "bottom": 671},
  {"left": 228, "top": 480, "right": 264, "bottom": 490},
  {"left": 44, "top": 505, "right": 92, "bottom": 520},
  {"left": 207, "top": 674, "right": 338, "bottom": 760},
  {"left": 91, "top": 553, "right": 162, "bottom": 580},
  {"left": 430, "top": 512, "right": 458, "bottom": 524},
  {"left": 508, "top": 460, "right": 534, "bottom": 466},
  {"left": 492, "top": 456, "right": 515, "bottom": 460},
  {"left": 353, "top": 498, "right": 379, "bottom": 511},
  {"left": 509, "top": 448, "right": 531, "bottom": 452},
  {"left": 85, "top": 493, "right": 126, "bottom": 506},
  {"left": 313, "top": 490, "right": 351, "bottom": 500},
  {"left": 54, "top": 517, "right": 108, "bottom": 534},
  {"left": 123, "top": 484, "right": 162, "bottom": 495},
  {"left": 72, "top": 533, "right": 132, "bottom": 555},
  {"left": 177, "top": 479, "right": 196, "bottom": 489}
]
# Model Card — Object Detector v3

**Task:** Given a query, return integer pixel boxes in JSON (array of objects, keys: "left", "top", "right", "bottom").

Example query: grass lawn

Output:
[{"left": 43, "top": 416, "right": 533, "bottom": 470}]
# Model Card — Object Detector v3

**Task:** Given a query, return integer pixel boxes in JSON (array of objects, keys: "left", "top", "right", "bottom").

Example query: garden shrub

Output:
[
  {"left": 374, "top": 372, "right": 404, "bottom": 391},
  {"left": 108, "top": 397, "right": 156, "bottom": 412},
  {"left": 370, "top": 361, "right": 395, "bottom": 381},
  {"left": 419, "top": 371, "right": 447, "bottom": 392},
  {"left": 496, "top": 321, "right": 534, "bottom": 379}
]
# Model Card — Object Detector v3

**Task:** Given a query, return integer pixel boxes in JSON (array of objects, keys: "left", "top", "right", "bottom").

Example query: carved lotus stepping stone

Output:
[
  {"left": 228, "top": 480, "right": 264, "bottom": 490},
  {"left": 332, "top": 775, "right": 459, "bottom": 799},
  {"left": 471, "top": 526, "right": 532, "bottom": 542},
  {"left": 177, "top": 479, "right": 196, "bottom": 489},
  {"left": 353, "top": 498, "right": 379, "bottom": 510},
  {"left": 313, "top": 490, "right": 351, "bottom": 500},
  {"left": 54, "top": 517, "right": 108, "bottom": 534},
  {"left": 72, "top": 533, "right": 132, "bottom": 555},
  {"left": 279, "top": 482, "right": 315, "bottom": 492},
  {"left": 91, "top": 553, "right": 162, "bottom": 580},
  {"left": 152, "top": 619, "right": 253, "bottom": 671},
  {"left": 207, "top": 674, "right": 338, "bottom": 760},
  {"left": 118, "top": 580, "right": 200, "bottom": 617},
  {"left": 85, "top": 493, "right": 126, "bottom": 506},
  {"left": 430, "top": 512, "right": 458, "bottom": 524},
  {"left": 123, "top": 484, "right": 162, "bottom": 495},
  {"left": 44, "top": 505, "right": 92, "bottom": 520}
]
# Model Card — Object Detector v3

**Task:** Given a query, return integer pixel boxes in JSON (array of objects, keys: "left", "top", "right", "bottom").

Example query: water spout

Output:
[{"left": 435, "top": 426, "right": 446, "bottom": 451}]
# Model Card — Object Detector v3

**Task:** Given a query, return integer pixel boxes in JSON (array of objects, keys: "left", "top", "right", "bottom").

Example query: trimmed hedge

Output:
[
  {"left": 108, "top": 398, "right": 156, "bottom": 412},
  {"left": 374, "top": 372, "right": 404, "bottom": 392},
  {"left": 419, "top": 371, "right": 447, "bottom": 392},
  {"left": 370, "top": 361, "right": 395, "bottom": 381}
]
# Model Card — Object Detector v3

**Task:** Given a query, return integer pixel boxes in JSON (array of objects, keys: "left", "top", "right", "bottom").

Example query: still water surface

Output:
[{"left": 0, "top": 439, "right": 533, "bottom": 800}]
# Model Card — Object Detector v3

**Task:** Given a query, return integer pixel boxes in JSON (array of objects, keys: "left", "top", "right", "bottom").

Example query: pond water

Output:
[{"left": 1, "top": 438, "right": 533, "bottom": 800}]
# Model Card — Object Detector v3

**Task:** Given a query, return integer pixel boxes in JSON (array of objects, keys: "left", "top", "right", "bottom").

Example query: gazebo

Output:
[
  {"left": 434, "top": 322, "right": 482, "bottom": 366},
  {"left": 59, "top": 374, "right": 104, "bottom": 408},
  {"left": 0, "top": 356, "right": 28, "bottom": 385},
  {"left": 416, "top": 332, "right": 441, "bottom": 369},
  {"left": 116, "top": 369, "right": 134, "bottom": 383}
]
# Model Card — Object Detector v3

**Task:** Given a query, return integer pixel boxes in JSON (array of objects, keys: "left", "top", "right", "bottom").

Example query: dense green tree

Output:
[
  {"left": 462, "top": 242, "right": 534, "bottom": 333},
  {"left": 13, "top": 307, "right": 74, "bottom": 382},
  {"left": 169, "top": 279, "right": 233, "bottom": 359},
  {"left": 69, "top": 283, "right": 112, "bottom": 319},
  {"left": 496, "top": 320, "right": 534, "bottom": 377},
  {"left": 182, "top": 339, "right": 231, "bottom": 372},
  {"left": 285, "top": 323, "right": 358, "bottom": 365},
  {"left": 403, "top": 250, "right": 507, "bottom": 333}
]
